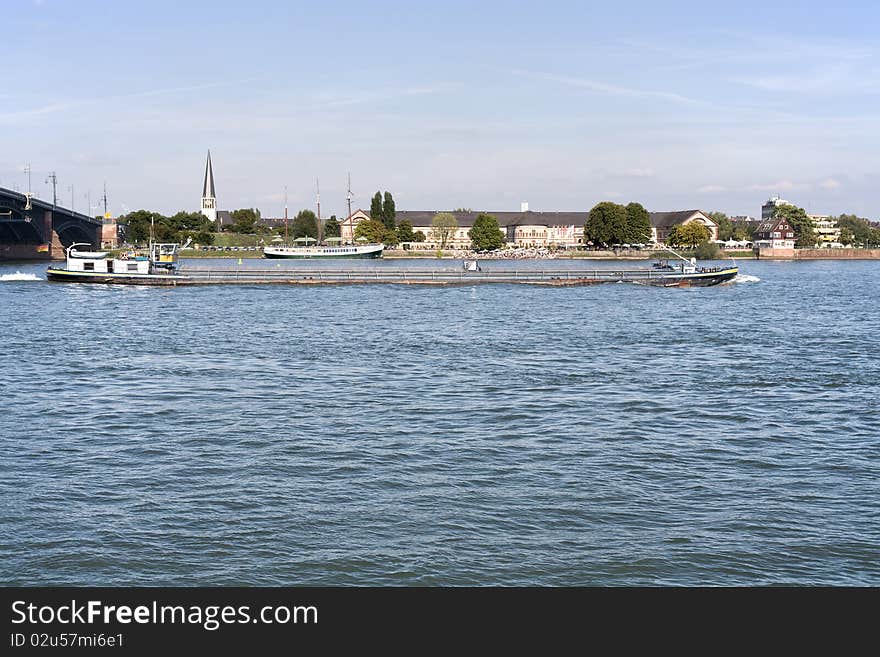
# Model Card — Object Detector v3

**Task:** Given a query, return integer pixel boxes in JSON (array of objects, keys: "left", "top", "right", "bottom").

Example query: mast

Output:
[
  {"left": 284, "top": 185, "right": 288, "bottom": 243},
  {"left": 347, "top": 172, "right": 353, "bottom": 244},
  {"left": 102, "top": 181, "right": 108, "bottom": 216},
  {"left": 316, "top": 178, "right": 323, "bottom": 243}
]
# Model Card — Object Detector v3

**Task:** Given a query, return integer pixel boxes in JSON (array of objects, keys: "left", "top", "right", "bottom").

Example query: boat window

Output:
[
  {"left": 83, "top": 262, "right": 95, "bottom": 271},
  {"left": 128, "top": 263, "right": 139, "bottom": 272}
]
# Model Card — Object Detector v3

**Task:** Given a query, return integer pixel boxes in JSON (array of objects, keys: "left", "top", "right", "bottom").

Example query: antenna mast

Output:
[
  {"left": 316, "top": 178, "right": 322, "bottom": 243},
  {"left": 102, "top": 181, "right": 108, "bottom": 216},
  {"left": 284, "top": 185, "right": 288, "bottom": 243},
  {"left": 347, "top": 172, "right": 354, "bottom": 243}
]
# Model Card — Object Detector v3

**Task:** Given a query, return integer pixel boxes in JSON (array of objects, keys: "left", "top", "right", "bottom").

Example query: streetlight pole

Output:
[
  {"left": 45, "top": 172, "right": 58, "bottom": 206},
  {"left": 68, "top": 184, "right": 75, "bottom": 213}
]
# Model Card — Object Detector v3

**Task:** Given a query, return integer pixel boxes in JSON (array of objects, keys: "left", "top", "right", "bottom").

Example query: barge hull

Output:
[{"left": 46, "top": 267, "right": 738, "bottom": 287}]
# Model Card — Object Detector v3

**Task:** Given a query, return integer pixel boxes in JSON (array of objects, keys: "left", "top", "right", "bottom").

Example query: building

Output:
[
  {"left": 200, "top": 150, "right": 217, "bottom": 225},
  {"left": 762, "top": 196, "right": 793, "bottom": 221},
  {"left": 100, "top": 217, "right": 119, "bottom": 249},
  {"left": 648, "top": 210, "right": 719, "bottom": 243},
  {"left": 753, "top": 216, "right": 796, "bottom": 250},
  {"left": 809, "top": 214, "right": 840, "bottom": 245},
  {"left": 340, "top": 206, "right": 719, "bottom": 248},
  {"left": 341, "top": 208, "right": 589, "bottom": 248}
]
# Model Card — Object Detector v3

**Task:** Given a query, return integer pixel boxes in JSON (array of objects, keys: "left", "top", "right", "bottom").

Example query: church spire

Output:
[
  {"left": 200, "top": 150, "right": 217, "bottom": 223},
  {"left": 202, "top": 150, "right": 216, "bottom": 199}
]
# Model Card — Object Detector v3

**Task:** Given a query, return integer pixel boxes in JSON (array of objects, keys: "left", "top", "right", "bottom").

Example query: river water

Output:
[{"left": 1, "top": 258, "right": 878, "bottom": 585}]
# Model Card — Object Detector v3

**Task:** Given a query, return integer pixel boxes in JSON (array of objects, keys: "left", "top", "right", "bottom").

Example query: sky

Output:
[{"left": 2, "top": 0, "right": 880, "bottom": 219}]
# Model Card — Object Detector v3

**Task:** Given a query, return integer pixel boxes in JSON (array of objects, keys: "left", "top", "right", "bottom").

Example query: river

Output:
[{"left": 1, "top": 258, "right": 877, "bottom": 585}]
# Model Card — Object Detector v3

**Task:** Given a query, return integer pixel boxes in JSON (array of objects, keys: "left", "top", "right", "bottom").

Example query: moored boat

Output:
[{"left": 263, "top": 243, "right": 384, "bottom": 259}]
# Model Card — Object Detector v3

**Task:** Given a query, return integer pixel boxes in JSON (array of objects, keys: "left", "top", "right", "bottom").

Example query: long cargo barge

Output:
[{"left": 46, "top": 243, "right": 738, "bottom": 287}]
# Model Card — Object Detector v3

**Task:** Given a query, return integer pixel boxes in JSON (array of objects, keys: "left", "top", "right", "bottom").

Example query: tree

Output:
[
  {"left": 839, "top": 227, "right": 855, "bottom": 246},
  {"left": 708, "top": 211, "right": 734, "bottom": 241},
  {"left": 382, "top": 191, "right": 396, "bottom": 229},
  {"left": 773, "top": 204, "right": 815, "bottom": 247},
  {"left": 668, "top": 222, "right": 710, "bottom": 248},
  {"left": 431, "top": 212, "right": 458, "bottom": 249},
  {"left": 396, "top": 219, "right": 422, "bottom": 242},
  {"left": 370, "top": 192, "right": 383, "bottom": 222},
  {"left": 324, "top": 215, "right": 340, "bottom": 238},
  {"left": 119, "top": 209, "right": 163, "bottom": 244},
  {"left": 468, "top": 213, "right": 505, "bottom": 251},
  {"left": 836, "top": 214, "right": 874, "bottom": 246},
  {"left": 354, "top": 218, "right": 387, "bottom": 243},
  {"left": 624, "top": 202, "right": 652, "bottom": 244},
  {"left": 291, "top": 209, "right": 318, "bottom": 240},
  {"left": 584, "top": 202, "right": 627, "bottom": 247},
  {"left": 230, "top": 208, "right": 260, "bottom": 234}
]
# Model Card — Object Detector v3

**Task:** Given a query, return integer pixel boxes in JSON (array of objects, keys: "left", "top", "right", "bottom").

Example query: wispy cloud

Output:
[
  {"left": 698, "top": 185, "right": 727, "bottom": 193},
  {"left": 0, "top": 78, "right": 260, "bottom": 124},
  {"left": 512, "top": 70, "right": 702, "bottom": 106},
  {"left": 819, "top": 178, "right": 842, "bottom": 190},
  {"left": 301, "top": 85, "right": 453, "bottom": 112}
]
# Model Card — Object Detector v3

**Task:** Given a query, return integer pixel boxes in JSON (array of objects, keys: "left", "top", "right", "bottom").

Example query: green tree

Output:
[
  {"left": 732, "top": 224, "right": 754, "bottom": 241},
  {"left": 668, "top": 222, "right": 711, "bottom": 248},
  {"left": 773, "top": 204, "right": 815, "bottom": 247},
  {"left": 708, "top": 211, "right": 734, "bottom": 241},
  {"left": 624, "top": 202, "right": 652, "bottom": 243},
  {"left": 836, "top": 214, "right": 873, "bottom": 246},
  {"left": 193, "top": 230, "right": 214, "bottom": 245},
  {"left": 370, "top": 192, "right": 383, "bottom": 222},
  {"left": 431, "top": 212, "right": 458, "bottom": 249},
  {"left": 584, "top": 202, "right": 627, "bottom": 247},
  {"left": 291, "top": 209, "right": 318, "bottom": 240},
  {"left": 468, "top": 213, "right": 506, "bottom": 251},
  {"left": 382, "top": 191, "right": 396, "bottom": 229},
  {"left": 354, "top": 218, "right": 387, "bottom": 243},
  {"left": 324, "top": 215, "right": 340, "bottom": 238},
  {"left": 230, "top": 208, "right": 260, "bottom": 234},
  {"left": 119, "top": 210, "right": 167, "bottom": 244},
  {"left": 382, "top": 226, "right": 400, "bottom": 246},
  {"left": 396, "top": 219, "right": 420, "bottom": 242},
  {"left": 839, "top": 226, "right": 855, "bottom": 246}
]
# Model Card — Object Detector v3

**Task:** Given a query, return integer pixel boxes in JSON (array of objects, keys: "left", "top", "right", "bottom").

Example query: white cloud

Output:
[
  {"left": 698, "top": 185, "right": 726, "bottom": 193},
  {"left": 744, "top": 180, "right": 809, "bottom": 192},
  {"left": 623, "top": 168, "right": 655, "bottom": 178},
  {"left": 819, "top": 178, "right": 841, "bottom": 190}
]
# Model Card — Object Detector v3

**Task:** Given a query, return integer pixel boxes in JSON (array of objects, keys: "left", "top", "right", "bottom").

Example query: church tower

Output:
[{"left": 200, "top": 150, "right": 217, "bottom": 224}]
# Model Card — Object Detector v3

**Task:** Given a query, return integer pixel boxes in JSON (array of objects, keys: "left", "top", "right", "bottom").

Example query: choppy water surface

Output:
[{"left": 1, "top": 258, "right": 878, "bottom": 585}]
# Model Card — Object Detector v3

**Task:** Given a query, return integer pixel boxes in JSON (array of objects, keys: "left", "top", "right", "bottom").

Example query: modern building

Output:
[
  {"left": 809, "top": 214, "right": 840, "bottom": 244},
  {"left": 200, "top": 150, "right": 217, "bottom": 225},
  {"left": 761, "top": 196, "right": 793, "bottom": 221}
]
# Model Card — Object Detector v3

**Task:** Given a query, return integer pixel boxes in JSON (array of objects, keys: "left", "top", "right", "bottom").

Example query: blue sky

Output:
[{"left": 3, "top": 0, "right": 880, "bottom": 219}]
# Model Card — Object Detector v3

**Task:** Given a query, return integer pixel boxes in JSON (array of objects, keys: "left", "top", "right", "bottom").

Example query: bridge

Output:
[{"left": 0, "top": 186, "right": 104, "bottom": 259}]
